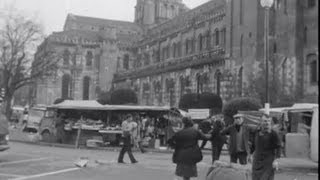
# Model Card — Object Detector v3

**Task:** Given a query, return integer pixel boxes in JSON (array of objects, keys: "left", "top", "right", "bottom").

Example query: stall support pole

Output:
[{"left": 75, "top": 116, "right": 83, "bottom": 149}]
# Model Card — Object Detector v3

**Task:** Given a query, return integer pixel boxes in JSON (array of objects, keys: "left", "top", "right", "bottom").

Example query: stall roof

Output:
[
  {"left": 102, "top": 104, "right": 171, "bottom": 111},
  {"left": 259, "top": 104, "right": 318, "bottom": 113},
  {"left": 50, "top": 100, "right": 171, "bottom": 111},
  {"left": 50, "top": 100, "right": 104, "bottom": 110}
]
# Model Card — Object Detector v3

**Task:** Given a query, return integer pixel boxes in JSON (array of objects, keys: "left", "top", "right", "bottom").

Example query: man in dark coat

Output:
[
  {"left": 220, "top": 113, "right": 257, "bottom": 165},
  {"left": 55, "top": 113, "right": 66, "bottom": 144},
  {"left": 209, "top": 114, "right": 227, "bottom": 164},
  {"left": 252, "top": 114, "right": 281, "bottom": 180},
  {"left": 199, "top": 118, "right": 212, "bottom": 149}
]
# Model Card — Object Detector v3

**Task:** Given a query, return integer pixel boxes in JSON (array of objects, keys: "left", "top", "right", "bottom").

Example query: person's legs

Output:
[
  {"left": 230, "top": 153, "right": 238, "bottom": 163},
  {"left": 183, "top": 177, "right": 190, "bottom": 180},
  {"left": 211, "top": 145, "right": 218, "bottom": 164},
  {"left": 127, "top": 146, "right": 137, "bottom": 163},
  {"left": 117, "top": 146, "right": 126, "bottom": 163},
  {"left": 200, "top": 140, "right": 207, "bottom": 149},
  {"left": 238, "top": 152, "right": 248, "bottom": 165}
]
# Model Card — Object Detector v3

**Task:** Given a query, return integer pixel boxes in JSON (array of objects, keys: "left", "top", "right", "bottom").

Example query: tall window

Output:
[
  {"left": 221, "top": 28, "right": 227, "bottom": 48},
  {"left": 63, "top": 49, "right": 70, "bottom": 65},
  {"left": 215, "top": 70, "right": 222, "bottom": 96},
  {"left": 61, "top": 74, "right": 71, "bottom": 99},
  {"left": 284, "top": 0, "right": 287, "bottom": 14},
  {"left": 304, "top": 26, "right": 308, "bottom": 44},
  {"left": 185, "top": 39, "right": 189, "bottom": 54},
  {"left": 307, "top": 54, "right": 318, "bottom": 84},
  {"left": 215, "top": 29, "right": 220, "bottom": 46},
  {"left": 123, "top": 54, "right": 129, "bottom": 70},
  {"left": 207, "top": 32, "right": 211, "bottom": 49},
  {"left": 86, "top": 51, "right": 93, "bottom": 66},
  {"left": 240, "top": 0, "right": 243, "bottom": 25},
  {"left": 83, "top": 76, "right": 90, "bottom": 100},
  {"left": 308, "top": 0, "right": 316, "bottom": 8},
  {"left": 199, "top": 34, "right": 203, "bottom": 51},
  {"left": 238, "top": 67, "right": 243, "bottom": 96},
  {"left": 173, "top": 43, "right": 177, "bottom": 58},
  {"left": 281, "top": 58, "right": 287, "bottom": 90},
  {"left": 240, "top": 34, "right": 243, "bottom": 57}
]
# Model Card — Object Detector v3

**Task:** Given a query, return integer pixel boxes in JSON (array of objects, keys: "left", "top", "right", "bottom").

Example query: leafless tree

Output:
[{"left": 0, "top": 12, "right": 59, "bottom": 118}]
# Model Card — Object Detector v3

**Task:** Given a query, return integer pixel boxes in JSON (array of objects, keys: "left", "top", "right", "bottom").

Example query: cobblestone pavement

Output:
[{"left": 0, "top": 142, "right": 318, "bottom": 180}]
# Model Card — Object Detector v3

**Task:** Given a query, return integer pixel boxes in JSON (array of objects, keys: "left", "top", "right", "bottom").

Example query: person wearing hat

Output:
[
  {"left": 220, "top": 113, "right": 257, "bottom": 165},
  {"left": 209, "top": 114, "right": 227, "bottom": 164}
]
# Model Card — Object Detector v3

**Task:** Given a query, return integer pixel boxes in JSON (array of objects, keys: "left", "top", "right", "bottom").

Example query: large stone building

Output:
[{"left": 34, "top": 0, "right": 318, "bottom": 106}]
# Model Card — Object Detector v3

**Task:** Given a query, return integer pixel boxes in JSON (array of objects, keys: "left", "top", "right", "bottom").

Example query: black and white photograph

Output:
[{"left": 0, "top": 0, "right": 318, "bottom": 179}]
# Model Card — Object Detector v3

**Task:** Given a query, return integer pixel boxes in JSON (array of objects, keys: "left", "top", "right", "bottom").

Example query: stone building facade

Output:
[{"left": 34, "top": 0, "right": 318, "bottom": 106}]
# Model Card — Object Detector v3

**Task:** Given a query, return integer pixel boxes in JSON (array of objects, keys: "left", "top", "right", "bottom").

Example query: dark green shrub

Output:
[
  {"left": 53, "top": 97, "right": 73, "bottom": 104},
  {"left": 96, "top": 91, "right": 111, "bottom": 105},
  {"left": 223, "top": 97, "right": 262, "bottom": 125},
  {"left": 178, "top": 93, "right": 223, "bottom": 113},
  {"left": 109, "top": 89, "right": 138, "bottom": 105}
]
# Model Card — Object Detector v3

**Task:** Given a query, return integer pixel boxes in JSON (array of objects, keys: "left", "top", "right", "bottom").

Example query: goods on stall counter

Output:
[{"left": 64, "top": 119, "right": 104, "bottom": 130}]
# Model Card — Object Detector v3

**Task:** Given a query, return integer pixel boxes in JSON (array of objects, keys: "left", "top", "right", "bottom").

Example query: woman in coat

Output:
[
  {"left": 168, "top": 117, "right": 209, "bottom": 180},
  {"left": 252, "top": 114, "right": 281, "bottom": 180}
]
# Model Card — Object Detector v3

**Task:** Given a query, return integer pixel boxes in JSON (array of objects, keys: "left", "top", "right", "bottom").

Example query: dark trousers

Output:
[
  {"left": 200, "top": 140, "right": 208, "bottom": 149},
  {"left": 230, "top": 151, "right": 247, "bottom": 165},
  {"left": 211, "top": 143, "right": 224, "bottom": 164},
  {"left": 118, "top": 136, "right": 137, "bottom": 163}
]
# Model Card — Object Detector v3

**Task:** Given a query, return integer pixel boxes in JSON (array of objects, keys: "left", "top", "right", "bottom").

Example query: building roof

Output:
[
  {"left": 64, "top": 14, "right": 142, "bottom": 32},
  {"left": 49, "top": 30, "right": 101, "bottom": 42}
]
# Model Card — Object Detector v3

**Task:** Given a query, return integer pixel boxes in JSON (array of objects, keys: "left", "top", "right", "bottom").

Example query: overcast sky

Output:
[{"left": 0, "top": 0, "right": 209, "bottom": 35}]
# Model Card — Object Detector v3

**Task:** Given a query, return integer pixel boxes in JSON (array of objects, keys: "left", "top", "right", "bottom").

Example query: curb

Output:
[{"left": 10, "top": 140, "right": 228, "bottom": 155}]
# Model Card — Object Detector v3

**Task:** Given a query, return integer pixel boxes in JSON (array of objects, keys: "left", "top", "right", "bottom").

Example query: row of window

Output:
[
  {"left": 62, "top": 49, "right": 94, "bottom": 67},
  {"left": 130, "top": 28, "right": 227, "bottom": 69}
]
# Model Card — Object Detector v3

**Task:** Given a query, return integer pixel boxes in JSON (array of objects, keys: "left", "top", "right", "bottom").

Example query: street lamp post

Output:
[{"left": 260, "top": 0, "right": 274, "bottom": 115}]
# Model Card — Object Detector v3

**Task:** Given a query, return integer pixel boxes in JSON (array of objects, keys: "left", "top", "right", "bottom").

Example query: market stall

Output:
[{"left": 49, "top": 100, "right": 182, "bottom": 148}]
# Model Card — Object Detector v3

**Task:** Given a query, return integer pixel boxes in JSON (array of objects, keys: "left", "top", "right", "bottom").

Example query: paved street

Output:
[{"left": 0, "top": 142, "right": 318, "bottom": 180}]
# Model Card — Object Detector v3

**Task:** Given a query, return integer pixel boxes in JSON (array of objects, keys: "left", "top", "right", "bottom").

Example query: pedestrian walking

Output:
[
  {"left": 209, "top": 114, "right": 227, "bottom": 164},
  {"left": 220, "top": 113, "right": 257, "bottom": 165},
  {"left": 251, "top": 114, "right": 281, "bottom": 180},
  {"left": 117, "top": 114, "right": 138, "bottom": 164},
  {"left": 131, "top": 116, "right": 146, "bottom": 153},
  {"left": 55, "top": 113, "right": 66, "bottom": 144},
  {"left": 199, "top": 117, "right": 212, "bottom": 149},
  {"left": 168, "top": 117, "right": 210, "bottom": 180}
]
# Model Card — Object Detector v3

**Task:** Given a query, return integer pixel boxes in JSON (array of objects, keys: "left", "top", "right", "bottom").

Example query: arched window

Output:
[
  {"left": 304, "top": 26, "right": 308, "bottom": 44},
  {"left": 61, "top": 74, "right": 71, "bottom": 99},
  {"left": 207, "top": 32, "right": 211, "bottom": 49},
  {"left": 199, "top": 34, "right": 203, "bottom": 51},
  {"left": 221, "top": 28, "right": 226, "bottom": 48},
  {"left": 240, "top": 0, "right": 243, "bottom": 25},
  {"left": 307, "top": 54, "right": 318, "bottom": 84},
  {"left": 196, "top": 73, "right": 201, "bottom": 94},
  {"left": 240, "top": 34, "right": 243, "bottom": 57},
  {"left": 185, "top": 39, "right": 189, "bottom": 55},
  {"left": 83, "top": 76, "right": 90, "bottom": 100},
  {"left": 166, "top": 79, "right": 175, "bottom": 107},
  {"left": 215, "top": 70, "right": 222, "bottom": 96},
  {"left": 123, "top": 54, "right": 129, "bottom": 70},
  {"left": 281, "top": 58, "right": 287, "bottom": 90},
  {"left": 154, "top": 81, "right": 162, "bottom": 104},
  {"left": 215, "top": 29, "right": 220, "bottom": 46},
  {"left": 63, "top": 49, "right": 70, "bottom": 65},
  {"left": 173, "top": 43, "right": 177, "bottom": 58},
  {"left": 86, "top": 51, "right": 93, "bottom": 66},
  {"left": 180, "top": 76, "right": 185, "bottom": 97},
  {"left": 238, "top": 67, "right": 243, "bottom": 96}
]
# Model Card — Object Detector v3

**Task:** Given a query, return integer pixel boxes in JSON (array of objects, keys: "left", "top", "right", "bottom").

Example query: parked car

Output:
[{"left": 0, "top": 110, "right": 9, "bottom": 151}]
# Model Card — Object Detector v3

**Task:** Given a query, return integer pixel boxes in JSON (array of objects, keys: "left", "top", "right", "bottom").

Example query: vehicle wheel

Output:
[{"left": 41, "top": 131, "right": 52, "bottom": 143}]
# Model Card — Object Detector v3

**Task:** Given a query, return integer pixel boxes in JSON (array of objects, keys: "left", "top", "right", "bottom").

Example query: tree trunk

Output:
[{"left": 4, "top": 94, "right": 13, "bottom": 120}]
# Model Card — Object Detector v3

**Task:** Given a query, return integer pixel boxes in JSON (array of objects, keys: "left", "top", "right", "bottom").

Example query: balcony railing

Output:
[{"left": 114, "top": 47, "right": 226, "bottom": 82}]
